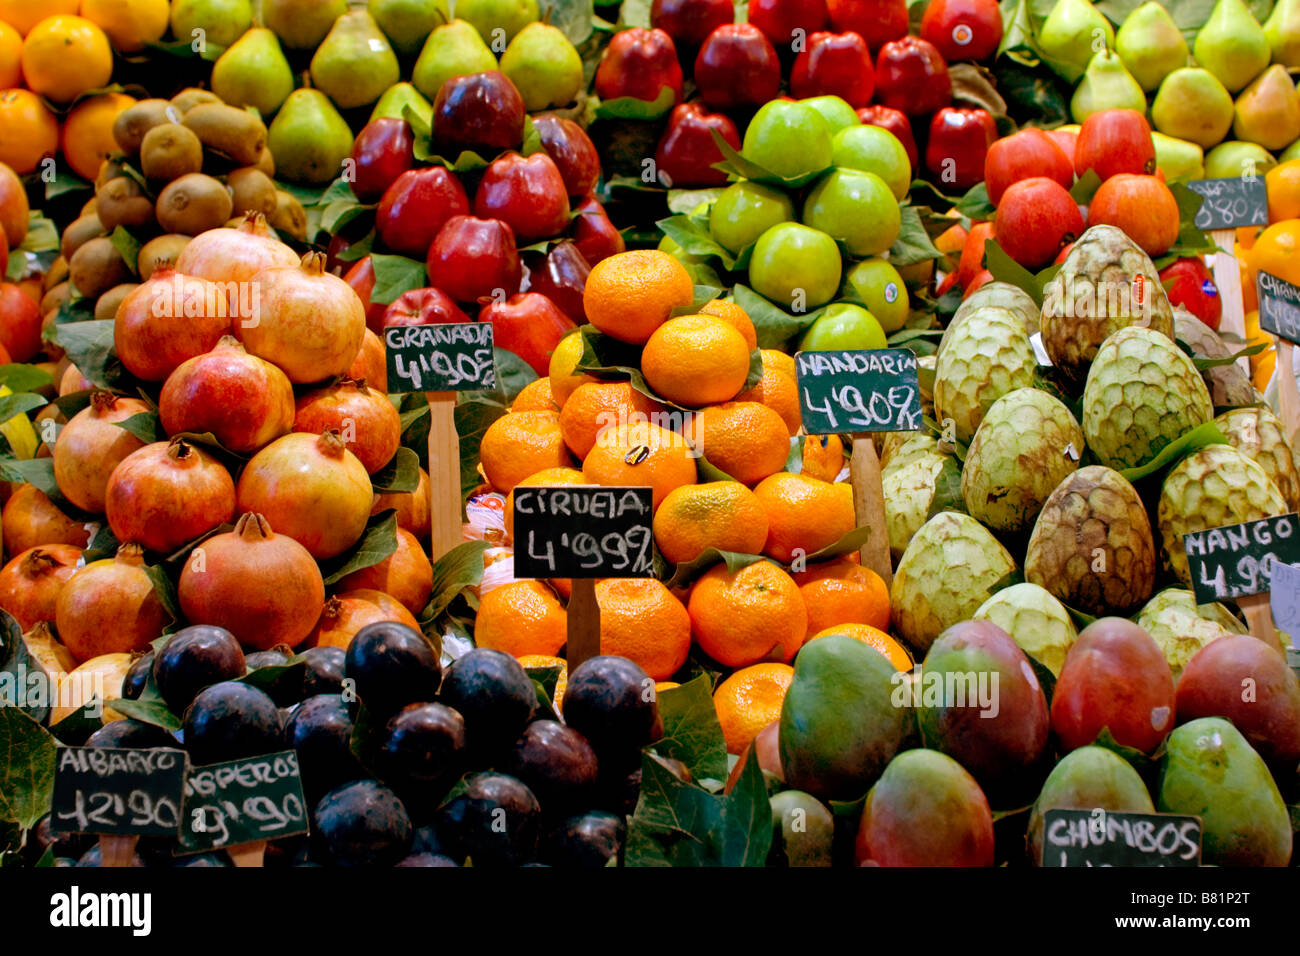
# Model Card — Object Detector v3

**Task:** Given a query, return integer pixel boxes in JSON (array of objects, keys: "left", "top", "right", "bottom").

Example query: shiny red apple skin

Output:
[
  {"left": 343, "top": 257, "right": 390, "bottom": 334},
  {"left": 426, "top": 215, "right": 523, "bottom": 305},
  {"left": 654, "top": 102, "right": 741, "bottom": 188},
  {"left": 432, "top": 70, "right": 526, "bottom": 156},
  {"left": 478, "top": 292, "right": 577, "bottom": 376},
  {"left": 748, "top": 0, "right": 827, "bottom": 52},
  {"left": 570, "top": 195, "right": 625, "bottom": 266},
  {"left": 925, "top": 106, "right": 996, "bottom": 192},
  {"left": 382, "top": 287, "right": 472, "bottom": 328},
  {"left": 349, "top": 118, "right": 415, "bottom": 204},
  {"left": 531, "top": 115, "right": 601, "bottom": 198},
  {"left": 650, "top": 0, "right": 734, "bottom": 54},
  {"left": 594, "top": 27, "right": 684, "bottom": 105},
  {"left": 474, "top": 152, "right": 571, "bottom": 243},
  {"left": 920, "top": 0, "right": 1004, "bottom": 63},
  {"left": 1160, "top": 257, "right": 1222, "bottom": 331},
  {"left": 694, "top": 23, "right": 781, "bottom": 111},
  {"left": 790, "top": 30, "right": 875, "bottom": 106},
  {"left": 856, "top": 104, "right": 919, "bottom": 171},
  {"left": 376, "top": 166, "right": 471, "bottom": 258},
  {"left": 523, "top": 241, "right": 590, "bottom": 324},
  {"left": 827, "top": 0, "right": 908, "bottom": 52},
  {"left": 875, "top": 36, "right": 952, "bottom": 116}
]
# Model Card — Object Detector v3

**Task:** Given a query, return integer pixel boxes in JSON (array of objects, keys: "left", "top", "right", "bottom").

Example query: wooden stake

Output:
[
  {"left": 426, "top": 391, "right": 463, "bottom": 562},
  {"left": 566, "top": 577, "right": 600, "bottom": 672},
  {"left": 227, "top": 840, "right": 267, "bottom": 867},
  {"left": 849, "top": 434, "right": 892, "bottom": 588},
  {"left": 1275, "top": 340, "right": 1300, "bottom": 449},
  {"left": 1238, "top": 593, "right": 1279, "bottom": 648},
  {"left": 1208, "top": 229, "right": 1250, "bottom": 376},
  {"left": 98, "top": 834, "right": 138, "bottom": 867}
]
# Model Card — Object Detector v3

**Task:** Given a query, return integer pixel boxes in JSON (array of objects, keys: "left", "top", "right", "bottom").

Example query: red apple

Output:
[
  {"left": 876, "top": 36, "right": 951, "bottom": 116},
  {"left": 348, "top": 118, "right": 415, "bottom": 204},
  {"left": 790, "top": 30, "right": 874, "bottom": 106},
  {"left": 433, "top": 70, "right": 526, "bottom": 156},
  {"left": 1160, "top": 257, "right": 1221, "bottom": 331},
  {"left": 594, "top": 27, "right": 684, "bottom": 105},
  {"left": 383, "top": 287, "right": 472, "bottom": 327},
  {"left": 650, "top": 0, "right": 734, "bottom": 54},
  {"left": 531, "top": 115, "right": 600, "bottom": 198},
  {"left": 0, "top": 281, "right": 42, "bottom": 362},
  {"left": 570, "top": 194, "right": 625, "bottom": 266},
  {"left": 474, "top": 152, "right": 571, "bottom": 243},
  {"left": 995, "top": 177, "right": 1084, "bottom": 270},
  {"left": 748, "top": 0, "right": 827, "bottom": 52},
  {"left": 376, "top": 166, "right": 470, "bottom": 258},
  {"left": 426, "top": 215, "right": 523, "bottom": 305},
  {"left": 925, "top": 106, "right": 994, "bottom": 192},
  {"left": 1048, "top": 127, "right": 1079, "bottom": 167},
  {"left": 984, "top": 128, "right": 1074, "bottom": 206},
  {"left": 827, "top": 0, "right": 908, "bottom": 52},
  {"left": 920, "top": 0, "right": 1003, "bottom": 63},
  {"left": 523, "top": 241, "right": 590, "bottom": 323},
  {"left": 856, "top": 104, "right": 918, "bottom": 171},
  {"left": 1073, "top": 108, "right": 1155, "bottom": 182},
  {"left": 325, "top": 231, "right": 357, "bottom": 276},
  {"left": 694, "top": 23, "right": 781, "bottom": 111},
  {"left": 478, "top": 292, "right": 577, "bottom": 376},
  {"left": 343, "top": 257, "right": 390, "bottom": 333},
  {"left": 654, "top": 102, "right": 741, "bottom": 188}
]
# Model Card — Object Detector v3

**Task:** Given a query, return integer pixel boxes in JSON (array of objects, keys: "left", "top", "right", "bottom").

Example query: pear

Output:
[
  {"left": 1038, "top": 0, "right": 1116, "bottom": 84},
  {"left": 1152, "top": 132, "right": 1205, "bottom": 183},
  {"left": 454, "top": 0, "right": 539, "bottom": 49},
  {"left": 371, "top": 82, "right": 434, "bottom": 127},
  {"left": 268, "top": 88, "right": 355, "bottom": 184},
  {"left": 1115, "top": 2, "right": 1188, "bottom": 91},
  {"left": 1151, "top": 67, "right": 1234, "bottom": 149},
  {"left": 1204, "top": 140, "right": 1277, "bottom": 179},
  {"left": 262, "top": 0, "right": 347, "bottom": 50},
  {"left": 369, "top": 0, "right": 449, "bottom": 56},
  {"left": 1232, "top": 64, "right": 1300, "bottom": 151},
  {"left": 310, "top": 10, "right": 401, "bottom": 111},
  {"left": 1265, "top": 0, "right": 1300, "bottom": 67},
  {"left": 1193, "top": 0, "right": 1269, "bottom": 93},
  {"left": 210, "top": 28, "right": 294, "bottom": 116},
  {"left": 1281, "top": 137, "right": 1300, "bottom": 161},
  {"left": 500, "top": 22, "right": 583, "bottom": 110},
  {"left": 170, "top": 0, "right": 252, "bottom": 49},
  {"left": 411, "top": 18, "right": 498, "bottom": 102},
  {"left": 1070, "top": 49, "right": 1146, "bottom": 123}
]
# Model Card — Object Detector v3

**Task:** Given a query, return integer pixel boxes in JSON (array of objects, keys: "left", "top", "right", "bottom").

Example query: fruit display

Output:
[{"left": 0, "top": 0, "right": 1298, "bottom": 878}]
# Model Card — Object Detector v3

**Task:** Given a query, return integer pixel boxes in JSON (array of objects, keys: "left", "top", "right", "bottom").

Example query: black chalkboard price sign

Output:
[
  {"left": 513, "top": 486, "right": 655, "bottom": 579},
  {"left": 1183, "top": 512, "right": 1300, "bottom": 605},
  {"left": 1186, "top": 177, "right": 1269, "bottom": 231},
  {"left": 385, "top": 322, "right": 496, "bottom": 393},
  {"left": 1040, "top": 809, "right": 1202, "bottom": 867},
  {"left": 51, "top": 747, "right": 187, "bottom": 836},
  {"left": 176, "top": 750, "right": 309, "bottom": 855},
  {"left": 1257, "top": 270, "right": 1300, "bottom": 346},
  {"left": 795, "top": 348, "right": 923, "bottom": 435}
]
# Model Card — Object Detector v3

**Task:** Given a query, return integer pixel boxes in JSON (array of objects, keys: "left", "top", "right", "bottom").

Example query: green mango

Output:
[{"left": 1027, "top": 746, "right": 1154, "bottom": 865}]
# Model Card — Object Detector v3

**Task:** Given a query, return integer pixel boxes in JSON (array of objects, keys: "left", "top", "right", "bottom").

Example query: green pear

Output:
[
  {"left": 1265, "top": 0, "right": 1300, "bottom": 67},
  {"left": 1232, "top": 63, "right": 1300, "bottom": 151},
  {"left": 1193, "top": 0, "right": 1269, "bottom": 94},
  {"left": 268, "top": 88, "right": 355, "bottom": 184},
  {"left": 310, "top": 10, "right": 401, "bottom": 111},
  {"left": 1152, "top": 131, "right": 1205, "bottom": 183},
  {"left": 1281, "top": 137, "right": 1300, "bottom": 161},
  {"left": 499, "top": 22, "right": 582, "bottom": 110},
  {"left": 210, "top": 28, "right": 294, "bottom": 117},
  {"left": 369, "top": 0, "right": 449, "bottom": 56},
  {"left": 1204, "top": 139, "right": 1277, "bottom": 179},
  {"left": 1115, "top": 2, "right": 1188, "bottom": 91},
  {"left": 411, "top": 18, "right": 498, "bottom": 102},
  {"left": 170, "top": 0, "right": 252, "bottom": 49},
  {"left": 1038, "top": 0, "right": 1116, "bottom": 84},
  {"left": 262, "top": 0, "right": 347, "bottom": 50},
  {"left": 371, "top": 82, "right": 434, "bottom": 127},
  {"left": 454, "top": 0, "right": 539, "bottom": 49},
  {"left": 1151, "top": 67, "right": 1234, "bottom": 149},
  {"left": 1070, "top": 49, "right": 1146, "bottom": 123}
]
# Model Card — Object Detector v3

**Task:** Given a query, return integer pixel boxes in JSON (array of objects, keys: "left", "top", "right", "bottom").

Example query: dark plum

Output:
[
  {"left": 374, "top": 702, "right": 466, "bottom": 789},
  {"left": 502, "top": 720, "right": 599, "bottom": 817},
  {"left": 343, "top": 622, "right": 441, "bottom": 719},
  {"left": 562, "top": 656, "right": 662, "bottom": 772},
  {"left": 284, "top": 693, "right": 365, "bottom": 800},
  {"left": 300, "top": 645, "right": 346, "bottom": 697},
  {"left": 541, "top": 810, "right": 626, "bottom": 868},
  {"left": 121, "top": 651, "right": 153, "bottom": 700},
  {"left": 153, "top": 625, "right": 245, "bottom": 713},
  {"left": 182, "top": 681, "right": 283, "bottom": 766},
  {"left": 85, "top": 719, "right": 177, "bottom": 750},
  {"left": 434, "top": 772, "right": 541, "bottom": 867},
  {"left": 313, "top": 779, "right": 413, "bottom": 867},
  {"left": 437, "top": 648, "right": 535, "bottom": 761}
]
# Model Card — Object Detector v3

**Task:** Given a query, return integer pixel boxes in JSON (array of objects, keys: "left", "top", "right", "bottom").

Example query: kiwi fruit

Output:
[
  {"left": 79, "top": 197, "right": 98, "bottom": 217},
  {"left": 156, "top": 173, "right": 233, "bottom": 235},
  {"left": 112, "top": 99, "right": 179, "bottom": 155},
  {"left": 95, "top": 157, "right": 129, "bottom": 192},
  {"left": 252, "top": 147, "right": 275, "bottom": 178},
  {"left": 40, "top": 281, "right": 70, "bottom": 315},
  {"left": 227, "top": 167, "right": 277, "bottom": 219},
  {"left": 182, "top": 104, "right": 267, "bottom": 166},
  {"left": 93, "top": 283, "right": 139, "bottom": 322},
  {"left": 60, "top": 215, "right": 105, "bottom": 262},
  {"left": 140, "top": 123, "right": 204, "bottom": 181},
  {"left": 137, "top": 234, "right": 190, "bottom": 280},
  {"left": 170, "top": 88, "right": 222, "bottom": 114},
  {"left": 269, "top": 191, "right": 308, "bottom": 242},
  {"left": 69, "top": 237, "right": 129, "bottom": 300},
  {"left": 95, "top": 177, "right": 155, "bottom": 232}
]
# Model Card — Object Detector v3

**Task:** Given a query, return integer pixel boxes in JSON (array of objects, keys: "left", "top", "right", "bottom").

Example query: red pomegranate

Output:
[
  {"left": 104, "top": 438, "right": 236, "bottom": 553},
  {"left": 0, "top": 544, "right": 82, "bottom": 630},
  {"left": 178, "top": 512, "right": 326, "bottom": 650},
  {"left": 346, "top": 327, "right": 387, "bottom": 391},
  {"left": 236, "top": 251, "right": 366, "bottom": 384},
  {"left": 306, "top": 595, "right": 403, "bottom": 649},
  {"left": 336, "top": 588, "right": 422, "bottom": 630},
  {"left": 174, "top": 214, "right": 299, "bottom": 315},
  {"left": 1, "top": 484, "right": 90, "bottom": 555},
  {"left": 158, "top": 335, "right": 295, "bottom": 453},
  {"left": 371, "top": 465, "right": 431, "bottom": 543},
  {"left": 337, "top": 527, "right": 433, "bottom": 616},
  {"left": 52, "top": 391, "right": 152, "bottom": 513},
  {"left": 55, "top": 544, "right": 167, "bottom": 663},
  {"left": 235, "top": 430, "right": 373, "bottom": 559},
  {"left": 293, "top": 379, "right": 402, "bottom": 474},
  {"left": 112, "top": 268, "right": 232, "bottom": 381},
  {"left": 58, "top": 364, "right": 92, "bottom": 396}
]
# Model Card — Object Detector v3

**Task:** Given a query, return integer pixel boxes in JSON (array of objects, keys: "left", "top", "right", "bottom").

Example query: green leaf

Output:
[
  {"left": 454, "top": 397, "right": 508, "bottom": 500},
  {"left": 108, "top": 227, "right": 141, "bottom": 274},
  {"left": 954, "top": 182, "right": 995, "bottom": 220},
  {"left": 573, "top": 325, "right": 696, "bottom": 411},
  {"left": 81, "top": 523, "right": 120, "bottom": 564},
  {"left": 657, "top": 214, "right": 735, "bottom": 268},
  {"left": 314, "top": 177, "right": 357, "bottom": 208},
  {"left": 106, "top": 696, "right": 183, "bottom": 731},
  {"left": 368, "top": 254, "right": 427, "bottom": 305},
  {"left": 239, "top": 658, "right": 307, "bottom": 695},
  {"left": 664, "top": 549, "right": 767, "bottom": 591},
  {"left": 336, "top": 231, "right": 374, "bottom": 264},
  {"left": 801, "top": 524, "right": 872, "bottom": 565},
  {"left": 0, "top": 364, "right": 54, "bottom": 393},
  {"left": 695, "top": 453, "right": 735, "bottom": 483},
  {"left": 651, "top": 675, "right": 729, "bottom": 781},
  {"left": 593, "top": 86, "right": 677, "bottom": 121},
  {"left": 925, "top": 456, "right": 966, "bottom": 521},
  {"left": 490, "top": 347, "right": 538, "bottom": 404},
  {"left": 1117, "top": 422, "right": 1229, "bottom": 482},
  {"left": 1189, "top": 342, "right": 1267, "bottom": 370},
  {"left": 708, "top": 128, "right": 830, "bottom": 191},
  {"left": 421, "top": 539, "right": 490, "bottom": 624},
  {"left": 142, "top": 564, "right": 181, "bottom": 631},
  {"left": 732, "top": 283, "right": 822, "bottom": 351},
  {"left": 113, "top": 411, "right": 164, "bottom": 445},
  {"left": 1, "top": 609, "right": 50, "bottom": 725},
  {"left": 1024, "top": 651, "right": 1057, "bottom": 709},
  {"left": 320, "top": 198, "right": 374, "bottom": 236},
  {"left": 48, "top": 704, "right": 105, "bottom": 745},
  {"left": 45, "top": 170, "right": 93, "bottom": 201},
  {"left": 983, "top": 237, "right": 1043, "bottom": 306},
  {"left": 0, "top": 708, "right": 56, "bottom": 828},
  {"left": 370, "top": 446, "right": 420, "bottom": 494},
  {"left": 320, "top": 510, "right": 400, "bottom": 586},
  {"left": 1091, "top": 726, "right": 1161, "bottom": 776},
  {"left": 520, "top": 114, "right": 544, "bottom": 157},
  {"left": 889, "top": 205, "right": 944, "bottom": 267},
  {"left": 1069, "top": 169, "right": 1103, "bottom": 205},
  {"left": 667, "top": 188, "right": 724, "bottom": 215},
  {"left": 0, "top": 457, "right": 61, "bottom": 502},
  {"left": 46, "top": 320, "right": 118, "bottom": 388},
  {"left": 0, "top": 393, "right": 46, "bottom": 423},
  {"left": 399, "top": 395, "right": 431, "bottom": 470},
  {"left": 17, "top": 211, "right": 60, "bottom": 254},
  {"left": 524, "top": 662, "right": 563, "bottom": 703}
]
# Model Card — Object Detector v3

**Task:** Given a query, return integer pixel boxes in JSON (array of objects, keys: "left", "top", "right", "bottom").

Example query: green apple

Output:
[
  {"left": 749, "top": 223, "right": 842, "bottom": 311},
  {"left": 800, "top": 95, "right": 860, "bottom": 136},
  {"left": 831, "top": 125, "right": 911, "bottom": 200},
  {"left": 843, "top": 258, "right": 908, "bottom": 333},
  {"left": 742, "top": 99, "right": 833, "bottom": 180},
  {"left": 799, "top": 303, "right": 887, "bottom": 351},
  {"left": 709, "top": 180, "right": 796, "bottom": 254},
  {"left": 803, "top": 168, "right": 900, "bottom": 257}
]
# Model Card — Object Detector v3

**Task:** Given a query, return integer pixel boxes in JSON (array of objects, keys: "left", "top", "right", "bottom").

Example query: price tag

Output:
[
  {"left": 795, "top": 348, "right": 923, "bottom": 435},
  {"left": 176, "top": 750, "right": 309, "bottom": 855},
  {"left": 385, "top": 322, "right": 496, "bottom": 393},
  {"left": 51, "top": 747, "right": 187, "bottom": 837},
  {"left": 1040, "top": 809, "right": 1202, "bottom": 867},
  {"left": 1271, "top": 561, "right": 1300, "bottom": 641},
  {"left": 1183, "top": 512, "right": 1300, "bottom": 605},
  {"left": 512, "top": 485, "right": 654, "bottom": 579},
  {"left": 1187, "top": 177, "right": 1269, "bottom": 231},
  {"left": 1257, "top": 271, "right": 1300, "bottom": 346}
]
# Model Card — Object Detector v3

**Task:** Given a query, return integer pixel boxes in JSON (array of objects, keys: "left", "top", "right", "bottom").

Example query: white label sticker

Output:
[{"left": 1271, "top": 561, "right": 1300, "bottom": 641}]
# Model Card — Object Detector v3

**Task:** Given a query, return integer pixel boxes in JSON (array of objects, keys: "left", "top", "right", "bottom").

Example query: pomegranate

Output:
[
  {"left": 158, "top": 335, "right": 295, "bottom": 453},
  {"left": 55, "top": 544, "right": 167, "bottom": 663},
  {"left": 338, "top": 527, "right": 433, "bottom": 615},
  {"left": 235, "top": 430, "right": 373, "bottom": 559},
  {"left": 52, "top": 651, "right": 133, "bottom": 724},
  {"left": 0, "top": 544, "right": 81, "bottom": 630},
  {"left": 174, "top": 214, "right": 299, "bottom": 315},
  {"left": 372, "top": 465, "right": 431, "bottom": 543},
  {"left": 336, "top": 588, "right": 422, "bottom": 630},
  {"left": 178, "top": 512, "right": 326, "bottom": 650},
  {"left": 306, "top": 595, "right": 401, "bottom": 649},
  {"left": 104, "top": 438, "right": 236, "bottom": 553},
  {"left": 347, "top": 327, "right": 387, "bottom": 391},
  {"left": 2, "top": 484, "right": 90, "bottom": 554},
  {"left": 52, "top": 391, "right": 151, "bottom": 513},
  {"left": 113, "top": 268, "right": 232, "bottom": 381},
  {"left": 58, "top": 363, "right": 92, "bottom": 396},
  {"left": 293, "top": 379, "right": 402, "bottom": 474},
  {"left": 236, "top": 251, "right": 366, "bottom": 384}
]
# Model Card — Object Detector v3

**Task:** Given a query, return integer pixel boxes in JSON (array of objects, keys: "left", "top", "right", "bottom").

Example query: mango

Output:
[
  {"left": 768, "top": 790, "right": 834, "bottom": 867},
  {"left": 1027, "top": 745, "right": 1154, "bottom": 865}
]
